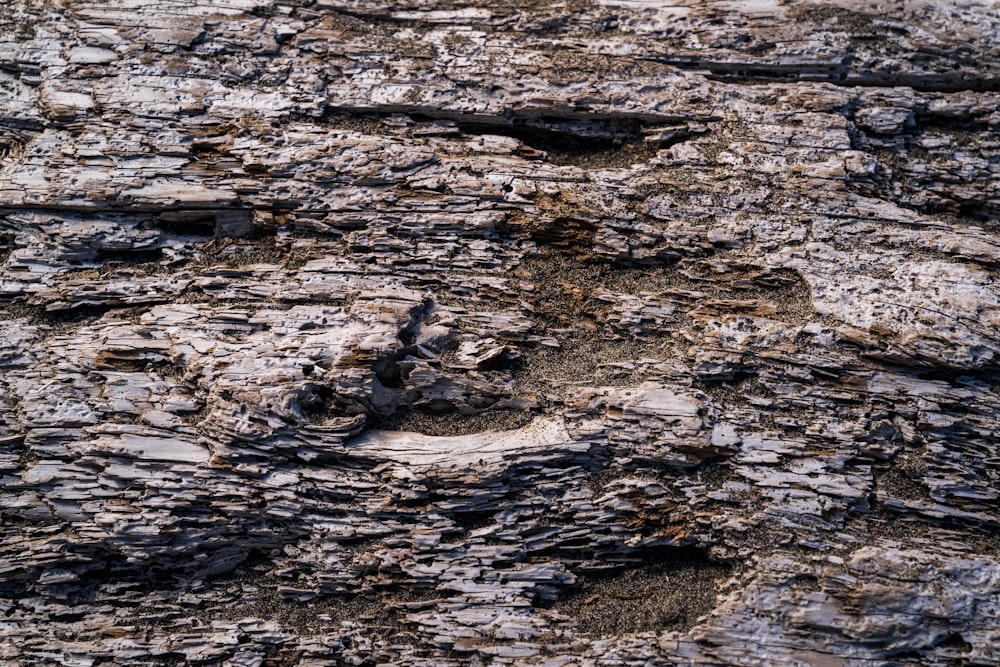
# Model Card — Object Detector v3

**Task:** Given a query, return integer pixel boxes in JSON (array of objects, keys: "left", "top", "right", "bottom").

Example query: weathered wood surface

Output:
[{"left": 1, "top": 0, "right": 999, "bottom": 664}]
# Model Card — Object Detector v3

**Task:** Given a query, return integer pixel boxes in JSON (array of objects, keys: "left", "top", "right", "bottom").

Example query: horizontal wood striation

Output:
[{"left": 1, "top": 0, "right": 998, "bottom": 665}]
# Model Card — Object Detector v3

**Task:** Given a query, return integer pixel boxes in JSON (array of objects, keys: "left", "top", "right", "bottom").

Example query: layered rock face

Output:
[{"left": 1, "top": 1, "right": 999, "bottom": 665}]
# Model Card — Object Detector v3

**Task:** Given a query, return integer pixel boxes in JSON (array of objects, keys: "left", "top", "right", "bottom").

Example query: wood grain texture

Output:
[{"left": 1, "top": 1, "right": 999, "bottom": 665}]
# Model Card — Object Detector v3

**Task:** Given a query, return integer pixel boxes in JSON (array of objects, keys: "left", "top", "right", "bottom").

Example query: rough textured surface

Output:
[{"left": 1, "top": 0, "right": 999, "bottom": 665}]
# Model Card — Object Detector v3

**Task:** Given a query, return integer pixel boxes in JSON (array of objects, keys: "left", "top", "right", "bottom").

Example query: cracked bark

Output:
[{"left": 1, "top": 0, "right": 999, "bottom": 665}]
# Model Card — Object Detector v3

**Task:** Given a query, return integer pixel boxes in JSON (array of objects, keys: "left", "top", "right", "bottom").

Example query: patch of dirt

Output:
[{"left": 547, "top": 546, "right": 730, "bottom": 636}]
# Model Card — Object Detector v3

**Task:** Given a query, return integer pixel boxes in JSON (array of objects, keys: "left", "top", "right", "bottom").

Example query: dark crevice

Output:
[
  {"left": 936, "top": 632, "right": 973, "bottom": 653},
  {"left": 911, "top": 366, "right": 1000, "bottom": 387},
  {"left": 324, "top": 105, "right": 694, "bottom": 135},
  {"left": 94, "top": 247, "right": 164, "bottom": 265},
  {"left": 910, "top": 113, "right": 995, "bottom": 133},
  {"left": 22, "top": 303, "right": 130, "bottom": 325},
  {"left": 151, "top": 214, "right": 217, "bottom": 237},
  {"left": 151, "top": 209, "right": 258, "bottom": 238},
  {"left": 299, "top": 384, "right": 337, "bottom": 421},
  {"left": 655, "top": 58, "right": 1000, "bottom": 93},
  {"left": 453, "top": 121, "right": 656, "bottom": 167},
  {"left": 449, "top": 509, "right": 497, "bottom": 533},
  {"left": 0, "top": 207, "right": 262, "bottom": 239},
  {"left": 283, "top": 109, "right": 693, "bottom": 168},
  {"left": 372, "top": 348, "right": 410, "bottom": 389},
  {"left": 13, "top": 548, "right": 182, "bottom": 600},
  {"left": 697, "top": 370, "right": 762, "bottom": 396}
]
